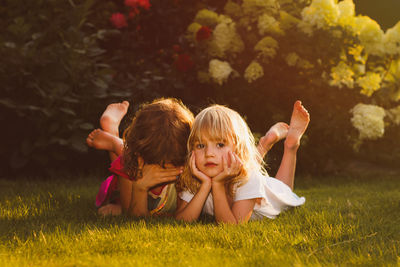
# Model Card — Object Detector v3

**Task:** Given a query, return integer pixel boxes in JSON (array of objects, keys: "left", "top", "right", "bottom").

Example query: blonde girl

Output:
[{"left": 175, "top": 101, "right": 309, "bottom": 224}]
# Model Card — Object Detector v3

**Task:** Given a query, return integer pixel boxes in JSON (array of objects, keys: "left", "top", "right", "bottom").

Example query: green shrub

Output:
[{"left": 0, "top": 0, "right": 127, "bottom": 173}]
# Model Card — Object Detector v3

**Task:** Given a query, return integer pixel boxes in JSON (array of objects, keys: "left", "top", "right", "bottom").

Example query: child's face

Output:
[{"left": 193, "top": 135, "right": 234, "bottom": 178}]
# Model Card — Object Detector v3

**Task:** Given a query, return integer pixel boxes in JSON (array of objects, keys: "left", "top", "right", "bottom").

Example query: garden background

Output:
[
  {"left": 1, "top": 0, "right": 400, "bottom": 177},
  {"left": 2, "top": 0, "right": 400, "bottom": 178}
]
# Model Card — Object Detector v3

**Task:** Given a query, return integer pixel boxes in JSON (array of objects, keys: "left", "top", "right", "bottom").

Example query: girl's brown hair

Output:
[{"left": 122, "top": 98, "right": 194, "bottom": 179}]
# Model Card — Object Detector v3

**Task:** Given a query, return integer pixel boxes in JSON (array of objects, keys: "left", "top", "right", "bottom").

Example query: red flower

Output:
[
  {"left": 174, "top": 54, "right": 194, "bottom": 72},
  {"left": 129, "top": 7, "right": 140, "bottom": 18},
  {"left": 196, "top": 26, "right": 212, "bottom": 41},
  {"left": 124, "top": 0, "right": 151, "bottom": 10},
  {"left": 110, "top": 13, "right": 128, "bottom": 29}
]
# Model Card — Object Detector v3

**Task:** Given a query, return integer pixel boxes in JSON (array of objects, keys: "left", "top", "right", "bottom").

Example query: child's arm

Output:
[
  {"left": 212, "top": 183, "right": 256, "bottom": 224},
  {"left": 175, "top": 153, "right": 211, "bottom": 222},
  {"left": 212, "top": 151, "right": 256, "bottom": 224},
  {"left": 127, "top": 164, "right": 183, "bottom": 217}
]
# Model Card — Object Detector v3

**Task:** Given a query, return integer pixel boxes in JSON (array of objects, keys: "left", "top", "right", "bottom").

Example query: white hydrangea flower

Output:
[
  {"left": 258, "top": 13, "right": 283, "bottom": 36},
  {"left": 351, "top": 103, "right": 386, "bottom": 140},
  {"left": 298, "top": 0, "right": 340, "bottom": 35},
  {"left": 329, "top": 61, "right": 354, "bottom": 88},
  {"left": 285, "top": 52, "right": 300, "bottom": 67},
  {"left": 386, "top": 105, "right": 400, "bottom": 125},
  {"left": 209, "top": 59, "right": 233, "bottom": 85},
  {"left": 383, "top": 21, "right": 400, "bottom": 56},
  {"left": 194, "top": 9, "right": 220, "bottom": 27},
  {"left": 242, "top": 0, "right": 277, "bottom": 17},
  {"left": 337, "top": 0, "right": 355, "bottom": 27},
  {"left": 209, "top": 20, "right": 244, "bottom": 58},
  {"left": 353, "top": 16, "right": 385, "bottom": 56},
  {"left": 254, "top": 36, "right": 279, "bottom": 60},
  {"left": 244, "top": 61, "right": 264, "bottom": 83},
  {"left": 279, "top": 11, "right": 300, "bottom": 30},
  {"left": 224, "top": 1, "right": 242, "bottom": 18},
  {"left": 356, "top": 72, "right": 382, "bottom": 97},
  {"left": 186, "top": 22, "right": 202, "bottom": 42}
]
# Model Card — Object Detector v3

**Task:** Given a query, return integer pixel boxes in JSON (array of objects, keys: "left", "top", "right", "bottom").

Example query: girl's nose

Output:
[{"left": 205, "top": 147, "right": 215, "bottom": 157}]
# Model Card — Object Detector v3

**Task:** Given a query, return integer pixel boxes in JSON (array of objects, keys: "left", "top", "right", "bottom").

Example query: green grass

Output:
[{"left": 0, "top": 172, "right": 399, "bottom": 266}]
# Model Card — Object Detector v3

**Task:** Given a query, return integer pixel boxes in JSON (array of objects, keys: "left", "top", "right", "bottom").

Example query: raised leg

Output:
[
  {"left": 99, "top": 101, "right": 129, "bottom": 161},
  {"left": 275, "top": 101, "right": 310, "bottom": 189},
  {"left": 257, "top": 122, "right": 289, "bottom": 159}
]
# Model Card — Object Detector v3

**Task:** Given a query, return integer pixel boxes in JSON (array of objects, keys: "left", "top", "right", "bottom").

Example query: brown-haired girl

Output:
[{"left": 87, "top": 98, "right": 194, "bottom": 217}]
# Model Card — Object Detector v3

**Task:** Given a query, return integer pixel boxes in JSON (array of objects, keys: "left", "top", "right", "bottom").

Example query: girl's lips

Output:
[{"left": 205, "top": 163, "right": 217, "bottom": 167}]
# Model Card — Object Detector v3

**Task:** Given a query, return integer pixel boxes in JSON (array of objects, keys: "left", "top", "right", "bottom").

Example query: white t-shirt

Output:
[{"left": 179, "top": 172, "right": 305, "bottom": 220}]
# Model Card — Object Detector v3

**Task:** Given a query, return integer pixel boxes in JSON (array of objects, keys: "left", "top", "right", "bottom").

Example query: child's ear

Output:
[{"left": 137, "top": 156, "right": 145, "bottom": 169}]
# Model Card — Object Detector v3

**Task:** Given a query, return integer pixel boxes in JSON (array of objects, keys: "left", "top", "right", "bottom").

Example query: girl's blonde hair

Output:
[{"left": 176, "top": 105, "right": 265, "bottom": 196}]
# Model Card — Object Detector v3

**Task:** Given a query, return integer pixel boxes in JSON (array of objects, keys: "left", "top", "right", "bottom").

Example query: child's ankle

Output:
[{"left": 284, "top": 139, "right": 300, "bottom": 151}]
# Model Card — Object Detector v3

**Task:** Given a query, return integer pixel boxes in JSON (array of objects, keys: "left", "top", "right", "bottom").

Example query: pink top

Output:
[{"left": 95, "top": 156, "right": 166, "bottom": 207}]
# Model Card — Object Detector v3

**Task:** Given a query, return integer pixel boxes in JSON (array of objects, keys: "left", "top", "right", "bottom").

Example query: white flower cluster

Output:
[
  {"left": 242, "top": 0, "right": 277, "bottom": 17},
  {"left": 351, "top": 103, "right": 386, "bottom": 140},
  {"left": 208, "top": 59, "right": 233, "bottom": 85},
  {"left": 353, "top": 16, "right": 385, "bottom": 56},
  {"left": 244, "top": 61, "right": 264, "bottom": 83},
  {"left": 258, "top": 13, "right": 283, "bottom": 36},
  {"left": 209, "top": 19, "right": 245, "bottom": 58},
  {"left": 254, "top": 36, "right": 279, "bottom": 61},
  {"left": 194, "top": 9, "right": 221, "bottom": 27},
  {"left": 387, "top": 105, "right": 400, "bottom": 125},
  {"left": 298, "top": 0, "right": 340, "bottom": 35},
  {"left": 383, "top": 21, "right": 400, "bottom": 56}
]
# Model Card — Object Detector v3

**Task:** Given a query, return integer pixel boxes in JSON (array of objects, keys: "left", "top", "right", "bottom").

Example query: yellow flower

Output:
[
  {"left": 254, "top": 36, "right": 279, "bottom": 61},
  {"left": 244, "top": 61, "right": 264, "bottom": 83},
  {"left": 329, "top": 61, "right": 354, "bottom": 88},
  {"left": 351, "top": 103, "right": 386, "bottom": 140},
  {"left": 209, "top": 20, "right": 244, "bottom": 58},
  {"left": 357, "top": 72, "right": 382, "bottom": 97},
  {"left": 348, "top": 45, "right": 366, "bottom": 64},
  {"left": 209, "top": 59, "right": 233, "bottom": 85}
]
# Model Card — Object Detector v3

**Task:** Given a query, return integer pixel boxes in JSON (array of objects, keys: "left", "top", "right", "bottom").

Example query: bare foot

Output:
[
  {"left": 285, "top": 100, "right": 310, "bottom": 150},
  {"left": 100, "top": 101, "right": 129, "bottom": 136},
  {"left": 257, "top": 122, "right": 289, "bottom": 157},
  {"left": 86, "top": 129, "right": 118, "bottom": 152},
  {"left": 98, "top": 204, "right": 122, "bottom": 216}
]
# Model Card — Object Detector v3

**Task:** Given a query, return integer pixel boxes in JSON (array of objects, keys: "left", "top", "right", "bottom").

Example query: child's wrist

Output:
[
  {"left": 200, "top": 180, "right": 212, "bottom": 189},
  {"left": 211, "top": 180, "right": 225, "bottom": 188},
  {"left": 132, "top": 180, "right": 149, "bottom": 192}
]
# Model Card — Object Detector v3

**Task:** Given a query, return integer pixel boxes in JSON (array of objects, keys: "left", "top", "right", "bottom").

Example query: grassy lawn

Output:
[{"left": 0, "top": 171, "right": 399, "bottom": 266}]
